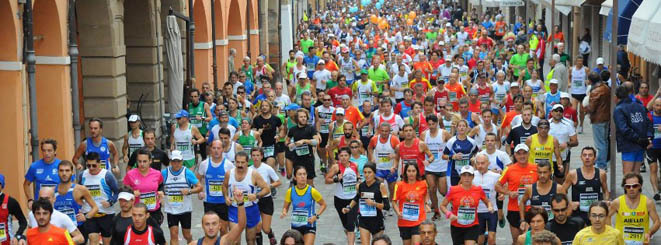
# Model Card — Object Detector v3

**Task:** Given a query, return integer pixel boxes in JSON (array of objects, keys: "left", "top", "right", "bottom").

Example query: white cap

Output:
[
  {"left": 459, "top": 165, "right": 475, "bottom": 175},
  {"left": 514, "top": 143, "right": 529, "bottom": 153},
  {"left": 596, "top": 57, "right": 604, "bottom": 65},
  {"left": 128, "top": 114, "right": 140, "bottom": 122},
  {"left": 560, "top": 92, "right": 570, "bottom": 99},
  {"left": 118, "top": 192, "right": 135, "bottom": 201},
  {"left": 445, "top": 55, "right": 453, "bottom": 61},
  {"left": 171, "top": 150, "right": 184, "bottom": 161},
  {"left": 439, "top": 41, "right": 445, "bottom": 46},
  {"left": 511, "top": 82, "right": 520, "bottom": 87},
  {"left": 317, "top": 60, "right": 326, "bottom": 65},
  {"left": 552, "top": 104, "right": 564, "bottom": 111},
  {"left": 335, "top": 108, "right": 345, "bottom": 115},
  {"left": 549, "top": 79, "right": 559, "bottom": 85},
  {"left": 446, "top": 22, "right": 452, "bottom": 27},
  {"left": 298, "top": 72, "right": 308, "bottom": 79}
]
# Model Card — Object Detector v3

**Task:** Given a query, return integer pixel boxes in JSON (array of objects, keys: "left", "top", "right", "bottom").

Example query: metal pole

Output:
[
  {"left": 25, "top": 0, "right": 40, "bottom": 161},
  {"left": 551, "top": 0, "right": 555, "bottom": 51},
  {"left": 68, "top": 0, "right": 81, "bottom": 148},
  {"left": 247, "top": 0, "right": 252, "bottom": 58},
  {"left": 278, "top": 0, "right": 283, "bottom": 82},
  {"left": 188, "top": 0, "right": 195, "bottom": 83},
  {"left": 211, "top": 0, "right": 218, "bottom": 90},
  {"left": 609, "top": 0, "right": 618, "bottom": 198}
]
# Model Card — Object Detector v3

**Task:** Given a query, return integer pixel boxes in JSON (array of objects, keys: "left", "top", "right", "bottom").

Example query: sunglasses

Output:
[
  {"left": 624, "top": 183, "right": 641, "bottom": 189},
  {"left": 87, "top": 164, "right": 98, "bottom": 168},
  {"left": 350, "top": 146, "right": 360, "bottom": 149},
  {"left": 538, "top": 126, "right": 550, "bottom": 129},
  {"left": 552, "top": 207, "right": 567, "bottom": 212}
]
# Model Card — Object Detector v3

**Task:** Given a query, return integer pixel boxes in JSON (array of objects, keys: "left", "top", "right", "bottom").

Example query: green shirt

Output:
[
  {"left": 326, "top": 80, "right": 338, "bottom": 90},
  {"left": 509, "top": 53, "right": 530, "bottom": 78},
  {"left": 188, "top": 102, "right": 207, "bottom": 135},
  {"left": 301, "top": 39, "right": 314, "bottom": 54},
  {"left": 368, "top": 67, "right": 391, "bottom": 92},
  {"left": 426, "top": 31, "right": 438, "bottom": 41},
  {"left": 560, "top": 53, "right": 570, "bottom": 66}
]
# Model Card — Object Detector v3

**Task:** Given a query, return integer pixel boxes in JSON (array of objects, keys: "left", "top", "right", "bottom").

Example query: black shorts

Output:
[
  {"left": 450, "top": 225, "right": 481, "bottom": 244},
  {"left": 167, "top": 212, "right": 192, "bottom": 229},
  {"left": 496, "top": 199, "right": 504, "bottom": 210},
  {"left": 196, "top": 141, "right": 208, "bottom": 159},
  {"left": 275, "top": 142, "right": 287, "bottom": 154},
  {"left": 553, "top": 159, "right": 569, "bottom": 179},
  {"left": 425, "top": 171, "right": 447, "bottom": 178},
  {"left": 506, "top": 211, "right": 522, "bottom": 229},
  {"left": 358, "top": 218, "right": 385, "bottom": 235},
  {"left": 478, "top": 212, "right": 498, "bottom": 233},
  {"left": 149, "top": 209, "right": 164, "bottom": 225},
  {"left": 647, "top": 148, "right": 661, "bottom": 164},
  {"left": 258, "top": 196, "right": 274, "bottom": 215},
  {"left": 204, "top": 202, "right": 229, "bottom": 221},
  {"left": 293, "top": 226, "right": 316, "bottom": 235},
  {"left": 571, "top": 93, "right": 586, "bottom": 102},
  {"left": 398, "top": 226, "right": 420, "bottom": 240},
  {"left": 450, "top": 175, "right": 460, "bottom": 186},
  {"left": 82, "top": 213, "right": 114, "bottom": 237},
  {"left": 333, "top": 196, "right": 356, "bottom": 231},
  {"left": 320, "top": 133, "right": 330, "bottom": 147},
  {"left": 293, "top": 157, "right": 316, "bottom": 179}
]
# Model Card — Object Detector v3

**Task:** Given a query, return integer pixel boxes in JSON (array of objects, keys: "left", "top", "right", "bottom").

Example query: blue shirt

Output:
[
  {"left": 162, "top": 167, "right": 199, "bottom": 185},
  {"left": 25, "top": 158, "right": 71, "bottom": 200},
  {"left": 303, "top": 55, "right": 320, "bottom": 78},
  {"left": 208, "top": 118, "right": 238, "bottom": 133}
]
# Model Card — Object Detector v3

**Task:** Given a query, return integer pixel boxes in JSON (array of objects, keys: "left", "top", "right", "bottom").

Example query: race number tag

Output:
[
  {"left": 0, "top": 223, "right": 6, "bottom": 242},
  {"left": 449, "top": 92, "right": 458, "bottom": 102},
  {"left": 264, "top": 146, "right": 275, "bottom": 158},
  {"left": 176, "top": 142, "right": 189, "bottom": 152},
  {"left": 454, "top": 155, "right": 470, "bottom": 173},
  {"left": 402, "top": 203, "right": 420, "bottom": 221},
  {"left": 579, "top": 193, "right": 599, "bottom": 212},
  {"left": 295, "top": 144, "right": 310, "bottom": 156},
  {"left": 623, "top": 226, "right": 644, "bottom": 244},
  {"left": 291, "top": 209, "right": 309, "bottom": 227},
  {"left": 208, "top": 180, "right": 224, "bottom": 197},
  {"left": 140, "top": 192, "right": 157, "bottom": 210},
  {"left": 359, "top": 199, "right": 377, "bottom": 217},
  {"left": 167, "top": 191, "right": 184, "bottom": 208},
  {"left": 457, "top": 206, "right": 476, "bottom": 225}
]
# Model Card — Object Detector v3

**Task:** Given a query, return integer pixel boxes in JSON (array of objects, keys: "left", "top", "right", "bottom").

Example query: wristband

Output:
[
  {"left": 309, "top": 139, "right": 319, "bottom": 146},
  {"left": 333, "top": 175, "right": 340, "bottom": 183},
  {"left": 237, "top": 202, "right": 245, "bottom": 206},
  {"left": 445, "top": 211, "right": 452, "bottom": 219}
]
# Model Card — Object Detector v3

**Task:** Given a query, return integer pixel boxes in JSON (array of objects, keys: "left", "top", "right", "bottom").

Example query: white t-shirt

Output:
[
  {"left": 510, "top": 115, "right": 540, "bottom": 128},
  {"left": 549, "top": 118, "right": 576, "bottom": 161},
  {"left": 390, "top": 63, "right": 411, "bottom": 75},
  {"left": 391, "top": 73, "right": 410, "bottom": 99},
  {"left": 478, "top": 149, "right": 512, "bottom": 171},
  {"left": 472, "top": 170, "right": 501, "bottom": 213},
  {"left": 210, "top": 124, "right": 237, "bottom": 142},
  {"left": 198, "top": 157, "right": 235, "bottom": 176},
  {"left": 274, "top": 94, "right": 291, "bottom": 110},
  {"left": 249, "top": 163, "right": 280, "bottom": 198},
  {"left": 29, "top": 210, "right": 78, "bottom": 233},
  {"left": 313, "top": 69, "right": 332, "bottom": 90}
]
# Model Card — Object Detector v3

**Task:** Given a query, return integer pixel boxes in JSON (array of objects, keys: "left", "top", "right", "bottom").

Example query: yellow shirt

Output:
[
  {"left": 572, "top": 225, "right": 624, "bottom": 245},
  {"left": 615, "top": 195, "right": 649, "bottom": 244},
  {"left": 284, "top": 185, "right": 323, "bottom": 203},
  {"left": 528, "top": 134, "right": 555, "bottom": 172}
]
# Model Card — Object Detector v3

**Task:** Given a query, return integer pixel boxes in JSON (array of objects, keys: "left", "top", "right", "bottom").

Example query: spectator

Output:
[
  {"left": 587, "top": 72, "right": 610, "bottom": 169},
  {"left": 614, "top": 85, "right": 653, "bottom": 175}
]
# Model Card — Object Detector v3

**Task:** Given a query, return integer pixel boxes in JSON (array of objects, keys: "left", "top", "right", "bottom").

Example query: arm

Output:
[
  {"left": 560, "top": 170, "right": 574, "bottom": 194},
  {"left": 252, "top": 172, "right": 271, "bottom": 200},
  {"left": 122, "top": 135, "right": 129, "bottom": 162},
  {"left": 600, "top": 169, "right": 610, "bottom": 201},
  {"left": 518, "top": 186, "right": 532, "bottom": 230},
  {"left": 324, "top": 165, "right": 339, "bottom": 184},
  {"left": 70, "top": 229, "right": 84, "bottom": 245},
  {"left": 647, "top": 198, "right": 660, "bottom": 239},
  {"left": 7, "top": 197, "right": 27, "bottom": 236},
  {"left": 222, "top": 189, "right": 246, "bottom": 244},
  {"left": 108, "top": 141, "right": 120, "bottom": 174},
  {"left": 76, "top": 186, "right": 98, "bottom": 220},
  {"left": 23, "top": 179, "right": 33, "bottom": 204},
  {"left": 72, "top": 142, "right": 87, "bottom": 170},
  {"left": 567, "top": 134, "right": 579, "bottom": 147},
  {"left": 192, "top": 127, "right": 206, "bottom": 144},
  {"left": 553, "top": 138, "right": 564, "bottom": 171},
  {"left": 421, "top": 142, "right": 434, "bottom": 165}
]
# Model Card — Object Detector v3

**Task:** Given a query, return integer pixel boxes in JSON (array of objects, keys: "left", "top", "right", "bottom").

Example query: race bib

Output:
[
  {"left": 60, "top": 207, "right": 76, "bottom": 224},
  {"left": 655, "top": 124, "right": 661, "bottom": 139},
  {"left": 291, "top": 209, "right": 309, "bottom": 227},
  {"left": 361, "top": 126, "right": 371, "bottom": 136},
  {"left": 343, "top": 181, "right": 357, "bottom": 195},
  {"left": 140, "top": 192, "right": 157, "bottom": 210},
  {"left": 623, "top": 226, "right": 644, "bottom": 244},
  {"left": 320, "top": 124, "right": 330, "bottom": 133},
  {"left": 517, "top": 188, "right": 530, "bottom": 206},
  {"left": 359, "top": 199, "right": 377, "bottom": 217},
  {"left": 534, "top": 158, "right": 551, "bottom": 165},
  {"left": 541, "top": 202, "right": 554, "bottom": 220},
  {"left": 167, "top": 191, "right": 184, "bottom": 208},
  {"left": 479, "top": 95, "right": 490, "bottom": 103},
  {"left": 579, "top": 192, "right": 599, "bottom": 212},
  {"left": 402, "top": 203, "right": 420, "bottom": 221},
  {"left": 85, "top": 184, "right": 105, "bottom": 203},
  {"left": 402, "top": 159, "right": 417, "bottom": 167},
  {"left": 176, "top": 142, "right": 189, "bottom": 152},
  {"left": 0, "top": 223, "right": 6, "bottom": 242},
  {"left": 483, "top": 188, "right": 491, "bottom": 200},
  {"left": 295, "top": 144, "right": 310, "bottom": 156},
  {"left": 519, "top": 136, "right": 529, "bottom": 145},
  {"left": 377, "top": 153, "right": 392, "bottom": 169},
  {"left": 99, "top": 160, "right": 107, "bottom": 169},
  {"left": 572, "top": 79, "right": 584, "bottom": 88},
  {"left": 454, "top": 155, "right": 470, "bottom": 173},
  {"left": 495, "top": 93, "right": 506, "bottom": 102},
  {"left": 449, "top": 92, "right": 458, "bottom": 102},
  {"left": 457, "top": 206, "right": 476, "bottom": 225},
  {"left": 264, "top": 146, "right": 275, "bottom": 157},
  {"left": 208, "top": 180, "right": 224, "bottom": 197}
]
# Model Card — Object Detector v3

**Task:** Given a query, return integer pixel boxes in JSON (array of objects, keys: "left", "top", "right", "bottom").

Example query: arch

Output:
[
  {"left": 213, "top": 0, "right": 226, "bottom": 39},
  {"left": 227, "top": 0, "right": 243, "bottom": 36},
  {"left": 0, "top": 0, "right": 19, "bottom": 61},
  {"left": 193, "top": 0, "right": 210, "bottom": 42},
  {"left": 193, "top": 0, "right": 212, "bottom": 87},
  {"left": 248, "top": 0, "right": 257, "bottom": 30},
  {"left": 33, "top": 0, "right": 67, "bottom": 56}
]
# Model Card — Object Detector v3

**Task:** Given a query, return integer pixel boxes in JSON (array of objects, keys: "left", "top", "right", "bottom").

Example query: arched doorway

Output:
[
  {"left": 214, "top": 0, "right": 228, "bottom": 86},
  {"left": 227, "top": 0, "right": 245, "bottom": 70},
  {"left": 193, "top": 0, "right": 212, "bottom": 89}
]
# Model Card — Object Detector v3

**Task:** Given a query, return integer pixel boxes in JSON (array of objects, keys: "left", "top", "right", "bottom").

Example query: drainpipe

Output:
[
  {"left": 609, "top": 0, "right": 618, "bottom": 198},
  {"left": 211, "top": 0, "right": 218, "bottom": 90},
  {"left": 247, "top": 0, "right": 251, "bottom": 58},
  {"left": 186, "top": 0, "right": 195, "bottom": 107},
  {"left": 68, "top": 0, "right": 81, "bottom": 148},
  {"left": 153, "top": 0, "right": 164, "bottom": 133},
  {"left": 24, "top": 0, "right": 40, "bottom": 161},
  {"left": 278, "top": 0, "right": 282, "bottom": 81}
]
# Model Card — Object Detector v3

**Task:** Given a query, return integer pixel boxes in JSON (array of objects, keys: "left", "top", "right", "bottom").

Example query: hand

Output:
[
  {"left": 133, "top": 190, "right": 141, "bottom": 198},
  {"left": 10, "top": 238, "right": 17, "bottom": 245},
  {"left": 557, "top": 163, "right": 564, "bottom": 173},
  {"left": 644, "top": 233, "right": 650, "bottom": 245},
  {"left": 111, "top": 166, "right": 120, "bottom": 176},
  {"left": 247, "top": 194, "right": 258, "bottom": 202},
  {"left": 101, "top": 201, "right": 111, "bottom": 208},
  {"left": 27, "top": 199, "right": 33, "bottom": 210},
  {"left": 280, "top": 209, "right": 288, "bottom": 219},
  {"left": 390, "top": 167, "right": 396, "bottom": 174},
  {"left": 198, "top": 192, "right": 205, "bottom": 200},
  {"left": 423, "top": 160, "right": 430, "bottom": 166},
  {"left": 508, "top": 191, "right": 518, "bottom": 198},
  {"left": 365, "top": 199, "right": 376, "bottom": 207},
  {"left": 123, "top": 155, "right": 129, "bottom": 163},
  {"left": 191, "top": 138, "right": 198, "bottom": 145},
  {"left": 76, "top": 164, "right": 84, "bottom": 171},
  {"left": 559, "top": 143, "right": 568, "bottom": 150},
  {"left": 341, "top": 207, "right": 350, "bottom": 214},
  {"left": 295, "top": 140, "right": 306, "bottom": 146},
  {"left": 158, "top": 191, "right": 165, "bottom": 200},
  {"left": 425, "top": 204, "right": 432, "bottom": 213},
  {"left": 307, "top": 215, "right": 317, "bottom": 224},
  {"left": 180, "top": 189, "right": 190, "bottom": 196},
  {"left": 453, "top": 153, "right": 463, "bottom": 160},
  {"left": 232, "top": 188, "right": 244, "bottom": 203},
  {"left": 519, "top": 221, "right": 529, "bottom": 231},
  {"left": 76, "top": 212, "right": 87, "bottom": 222},
  {"left": 196, "top": 115, "right": 203, "bottom": 121},
  {"left": 449, "top": 214, "right": 458, "bottom": 222},
  {"left": 288, "top": 143, "right": 296, "bottom": 149},
  {"left": 497, "top": 193, "right": 505, "bottom": 201},
  {"left": 488, "top": 206, "right": 494, "bottom": 213}
]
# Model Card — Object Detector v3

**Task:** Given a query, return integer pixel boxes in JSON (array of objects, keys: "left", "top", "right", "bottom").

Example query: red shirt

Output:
[
  {"left": 398, "top": 138, "right": 426, "bottom": 175},
  {"left": 548, "top": 106, "right": 578, "bottom": 122},
  {"left": 327, "top": 87, "right": 352, "bottom": 106},
  {"left": 445, "top": 82, "right": 466, "bottom": 111},
  {"left": 636, "top": 94, "right": 654, "bottom": 108},
  {"left": 393, "top": 180, "right": 428, "bottom": 227},
  {"left": 504, "top": 94, "right": 516, "bottom": 112},
  {"left": 468, "top": 100, "right": 481, "bottom": 114},
  {"left": 477, "top": 37, "right": 494, "bottom": 48},
  {"left": 433, "top": 89, "right": 449, "bottom": 111},
  {"left": 446, "top": 185, "right": 486, "bottom": 227}
]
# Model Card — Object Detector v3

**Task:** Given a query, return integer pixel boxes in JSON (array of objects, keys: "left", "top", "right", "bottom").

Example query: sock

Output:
[
  {"left": 256, "top": 231, "right": 263, "bottom": 245},
  {"left": 267, "top": 230, "right": 275, "bottom": 239}
]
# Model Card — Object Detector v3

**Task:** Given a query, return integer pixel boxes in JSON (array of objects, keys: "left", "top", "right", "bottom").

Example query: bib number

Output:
[
  {"left": 402, "top": 203, "right": 420, "bottom": 221},
  {"left": 623, "top": 226, "right": 644, "bottom": 244},
  {"left": 176, "top": 142, "right": 190, "bottom": 152},
  {"left": 457, "top": 206, "right": 476, "bottom": 225},
  {"left": 264, "top": 146, "right": 275, "bottom": 158},
  {"left": 295, "top": 144, "right": 310, "bottom": 156},
  {"left": 208, "top": 180, "right": 224, "bottom": 197},
  {"left": 359, "top": 199, "right": 377, "bottom": 217},
  {"left": 377, "top": 153, "right": 392, "bottom": 169},
  {"left": 579, "top": 192, "right": 599, "bottom": 212},
  {"left": 291, "top": 209, "right": 309, "bottom": 227},
  {"left": 572, "top": 79, "right": 584, "bottom": 88},
  {"left": 541, "top": 203, "right": 554, "bottom": 220},
  {"left": 167, "top": 191, "right": 184, "bottom": 208},
  {"left": 140, "top": 192, "right": 157, "bottom": 210},
  {"left": 655, "top": 124, "right": 661, "bottom": 139},
  {"left": 449, "top": 92, "right": 458, "bottom": 102},
  {"left": 343, "top": 181, "right": 357, "bottom": 195},
  {"left": 0, "top": 223, "right": 6, "bottom": 242},
  {"left": 454, "top": 155, "right": 470, "bottom": 173}
]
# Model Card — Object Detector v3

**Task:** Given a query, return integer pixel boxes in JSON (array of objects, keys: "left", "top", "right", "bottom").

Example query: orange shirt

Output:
[
  {"left": 498, "top": 163, "right": 538, "bottom": 211},
  {"left": 333, "top": 106, "right": 364, "bottom": 128},
  {"left": 445, "top": 82, "right": 466, "bottom": 111},
  {"left": 26, "top": 225, "right": 74, "bottom": 245},
  {"left": 413, "top": 61, "right": 433, "bottom": 80},
  {"left": 325, "top": 60, "right": 339, "bottom": 72},
  {"left": 409, "top": 78, "right": 432, "bottom": 93},
  {"left": 500, "top": 110, "right": 520, "bottom": 129},
  {"left": 446, "top": 185, "right": 486, "bottom": 227},
  {"left": 393, "top": 180, "right": 428, "bottom": 227}
]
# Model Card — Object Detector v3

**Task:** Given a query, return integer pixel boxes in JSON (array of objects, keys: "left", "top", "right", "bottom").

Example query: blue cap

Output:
[
  {"left": 175, "top": 110, "right": 189, "bottom": 119},
  {"left": 0, "top": 174, "right": 5, "bottom": 189},
  {"left": 285, "top": 103, "right": 301, "bottom": 111}
]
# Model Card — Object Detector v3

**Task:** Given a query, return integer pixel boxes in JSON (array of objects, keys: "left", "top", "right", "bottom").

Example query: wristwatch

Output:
[{"left": 315, "top": 214, "right": 321, "bottom": 219}]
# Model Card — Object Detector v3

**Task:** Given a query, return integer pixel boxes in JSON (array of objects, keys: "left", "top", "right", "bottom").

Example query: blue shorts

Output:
[
  {"left": 622, "top": 150, "right": 645, "bottom": 162},
  {"left": 491, "top": 108, "right": 500, "bottom": 115},
  {"left": 478, "top": 212, "right": 498, "bottom": 233},
  {"left": 229, "top": 205, "right": 261, "bottom": 228},
  {"left": 346, "top": 79, "right": 355, "bottom": 86},
  {"left": 376, "top": 169, "right": 398, "bottom": 183}
]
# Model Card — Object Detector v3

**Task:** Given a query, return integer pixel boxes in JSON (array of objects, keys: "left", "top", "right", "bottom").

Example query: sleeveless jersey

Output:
[
  {"left": 163, "top": 167, "right": 193, "bottom": 214},
  {"left": 331, "top": 121, "right": 346, "bottom": 139},
  {"left": 570, "top": 66, "right": 587, "bottom": 95},
  {"left": 204, "top": 158, "right": 231, "bottom": 204},
  {"left": 0, "top": 195, "right": 9, "bottom": 245},
  {"left": 492, "top": 82, "right": 509, "bottom": 104},
  {"left": 615, "top": 195, "right": 649, "bottom": 245},
  {"left": 295, "top": 83, "right": 312, "bottom": 105},
  {"left": 544, "top": 92, "right": 561, "bottom": 118},
  {"left": 317, "top": 106, "right": 335, "bottom": 134},
  {"left": 432, "top": 89, "right": 449, "bottom": 111},
  {"left": 528, "top": 134, "right": 555, "bottom": 172},
  {"left": 356, "top": 80, "right": 375, "bottom": 104},
  {"left": 174, "top": 124, "right": 195, "bottom": 161},
  {"left": 292, "top": 65, "right": 306, "bottom": 84},
  {"left": 224, "top": 142, "right": 237, "bottom": 164},
  {"left": 339, "top": 57, "right": 356, "bottom": 81},
  {"left": 476, "top": 86, "right": 492, "bottom": 103},
  {"left": 374, "top": 135, "right": 396, "bottom": 170},
  {"left": 335, "top": 163, "right": 359, "bottom": 199},
  {"left": 86, "top": 137, "right": 111, "bottom": 169},
  {"left": 197, "top": 238, "right": 220, "bottom": 245},
  {"left": 397, "top": 101, "right": 412, "bottom": 118},
  {"left": 530, "top": 182, "right": 557, "bottom": 220},
  {"left": 442, "top": 116, "right": 453, "bottom": 132},
  {"left": 286, "top": 60, "right": 297, "bottom": 80},
  {"left": 127, "top": 130, "right": 145, "bottom": 158},
  {"left": 188, "top": 102, "right": 208, "bottom": 135},
  {"left": 80, "top": 169, "right": 115, "bottom": 214},
  {"left": 237, "top": 131, "right": 256, "bottom": 157},
  {"left": 54, "top": 184, "right": 82, "bottom": 225},
  {"left": 290, "top": 186, "right": 316, "bottom": 228},
  {"left": 572, "top": 168, "right": 603, "bottom": 213},
  {"left": 124, "top": 226, "right": 156, "bottom": 245},
  {"left": 424, "top": 130, "right": 447, "bottom": 173},
  {"left": 228, "top": 168, "right": 257, "bottom": 207},
  {"left": 399, "top": 139, "right": 425, "bottom": 176},
  {"left": 649, "top": 112, "right": 661, "bottom": 149}
]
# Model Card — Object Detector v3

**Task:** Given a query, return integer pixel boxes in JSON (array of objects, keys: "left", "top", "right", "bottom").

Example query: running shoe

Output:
[
  {"left": 320, "top": 164, "right": 327, "bottom": 174},
  {"left": 499, "top": 218, "right": 506, "bottom": 228},
  {"left": 578, "top": 126, "right": 583, "bottom": 134},
  {"left": 269, "top": 236, "right": 277, "bottom": 245},
  {"left": 641, "top": 164, "right": 647, "bottom": 173},
  {"left": 655, "top": 193, "right": 661, "bottom": 202}
]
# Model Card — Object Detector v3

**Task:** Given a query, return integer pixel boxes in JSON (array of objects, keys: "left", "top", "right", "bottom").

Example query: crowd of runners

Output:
[{"left": 7, "top": 0, "right": 661, "bottom": 244}]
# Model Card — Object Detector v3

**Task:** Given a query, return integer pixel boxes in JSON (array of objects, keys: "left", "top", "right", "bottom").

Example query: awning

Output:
[
  {"left": 603, "top": 0, "right": 643, "bottom": 44},
  {"left": 600, "top": 0, "right": 613, "bottom": 15},
  {"left": 542, "top": 0, "right": 585, "bottom": 15},
  {"left": 469, "top": 0, "right": 502, "bottom": 7},
  {"left": 499, "top": 0, "right": 525, "bottom": 7},
  {"left": 627, "top": 0, "right": 661, "bottom": 64}
]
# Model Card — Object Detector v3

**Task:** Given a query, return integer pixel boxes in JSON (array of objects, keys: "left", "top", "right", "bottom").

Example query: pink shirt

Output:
[{"left": 123, "top": 168, "right": 163, "bottom": 211}]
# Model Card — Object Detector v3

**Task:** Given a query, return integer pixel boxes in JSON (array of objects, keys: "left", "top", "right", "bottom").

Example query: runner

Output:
[
  {"left": 26, "top": 199, "right": 74, "bottom": 245},
  {"left": 442, "top": 120, "right": 479, "bottom": 186},
  {"left": 24, "top": 139, "right": 66, "bottom": 206},
  {"left": 368, "top": 122, "right": 401, "bottom": 207},
  {"left": 250, "top": 147, "right": 282, "bottom": 245},
  {"left": 170, "top": 109, "right": 206, "bottom": 169},
  {"left": 123, "top": 149, "right": 165, "bottom": 225},
  {"left": 516, "top": 206, "right": 560, "bottom": 245},
  {"left": 315, "top": 94, "right": 335, "bottom": 173},
  {"left": 223, "top": 151, "right": 271, "bottom": 245},
  {"left": 280, "top": 166, "right": 328, "bottom": 245},
  {"left": 193, "top": 198, "right": 248, "bottom": 245},
  {"left": 0, "top": 173, "right": 28, "bottom": 245},
  {"left": 568, "top": 56, "right": 590, "bottom": 133},
  {"left": 560, "top": 146, "right": 609, "bottom": 224},
  {"left": 341, "top": 163, "right": 388, "bottom": 244},
  {"left": 196, "top": 140, "right": 234, "bottom": 236},
  {"left": 391, "top": 163, "right": 429, "bottom": 245},
  {"left": 545, "top": 193, "right": 585, "bottom": 244},
  {"left": 53, "top": 160, "right": 97, "bottom": 234},
  {"left": 353, "top": 69, "right": 378, "bottom": 105},
  {"left": 286, "top": 108, "right": 321, "bottom": 185},
  {"left": 526, "top": 119, "right": 564, "bottom": 181},
  {"left": 110, "top": 189, "right": 161, "bottom": 245},
  {"left": 72, "top": 118, "right": 120, "bottom": 175},
  {"left": 573, "top": 202, "right": 624, "bottom": 244},
  {"left": 162, "top": 150, "right": 202, "bottom": 245},
  {"left": 609, "top": 173, "right": 661, "bottom": 245},
  {"left": 518, "top": 161, "right": 559, "bottom": 231},
  {"left": 472, "top": 153, "right": 501, "bottom": 245},
  {"left": 127, "top": 128, "right": 170, "bottom": 170},
  {"left": 646, "top": 98, "right": 661, "bottom": 201},
  {"left": 28, "top": 187, "right": 84, "bottom": 244},
  {"left": 122, "top": 203, "right": 167, "bottom": 245},
  {"left": 78, "top": 152, "right": 120, "bottom": 245},
  {"left": 123, "top": 114, "right": 144, "bottom": 164},
  {"left": 505, "top": 108, "right": 538, "bottom": 155},
  {"left": 218, "top": 127, "right": 243, "bottom": 165},
  {"left": 549, "top": 104, "right": 578, "bottom": 179},
  {"left": 468, "top": 109, "right": 499, "bottom": 149},
  {"left": 233, "top": 119, "right": 261, "bottom": 165},
  {"left": 419, "top": 115, "right": 451, "bottom": 220},
  {"left": 326, "top": 147, "right": 359, "bottom": 245},
  {"left": 252, "top": 100, "right": 285, "bottom": 173},
  {"left": 187, "top": 88, "right": 213, "bottom": 159},
  {"left": 495, "top": 144, "right": 538, "bottom": 243}
]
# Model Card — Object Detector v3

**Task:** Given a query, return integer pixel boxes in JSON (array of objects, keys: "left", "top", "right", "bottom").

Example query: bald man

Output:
[
  {"left": 647, "top": 98, "right": 661, "bottom": 201},
  {"left": 27, "top": 187, "right": 85, "bottom": 244}
]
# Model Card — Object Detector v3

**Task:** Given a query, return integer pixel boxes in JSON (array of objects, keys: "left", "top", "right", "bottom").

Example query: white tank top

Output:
[
  {"left": 475, "top": 123, "right": 498, "bottom": 148},
  {"left": 174, "top": 124, "right": 195, "bottom": 160},
  {"left": 292, "top": 65, "right": 306, "bottom": 83},
  {"left": 335, "top": 164, "right": 358, "bottom": 199},
  {"left": 356, "top": 80, "right": 374, "bottom": 104},
  {"left": 127, "top": 130, "right": 145, "bottom": 157},
  {"left": 228, "top": 168, "right": 257, "bottom": 207},
  {"left": 339, "top": 57, "right": 356, "bottom": 80},
  {"left": 80, "top": 169, "right": 115, "bottom": 214},
  {"left": 316, "top": 106, "right": 335, "bottom": 134},
  {"left": 491, "top": 82, "right": 509, "bottom": 104},
  {"left": 570, "top": 66, "right": 587, "bottom": 94},
  {"left": 163, "top": 167, "right": 193, "bottom": 214},
  {"left": 424, "top": 129, "right": 448, "bottom": 173},
  {"left": 373, "top": 135, "right": 396, "bottom": 170},
  {"left": 224, "top": 142, "right": 236, "bottom": 164}
]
